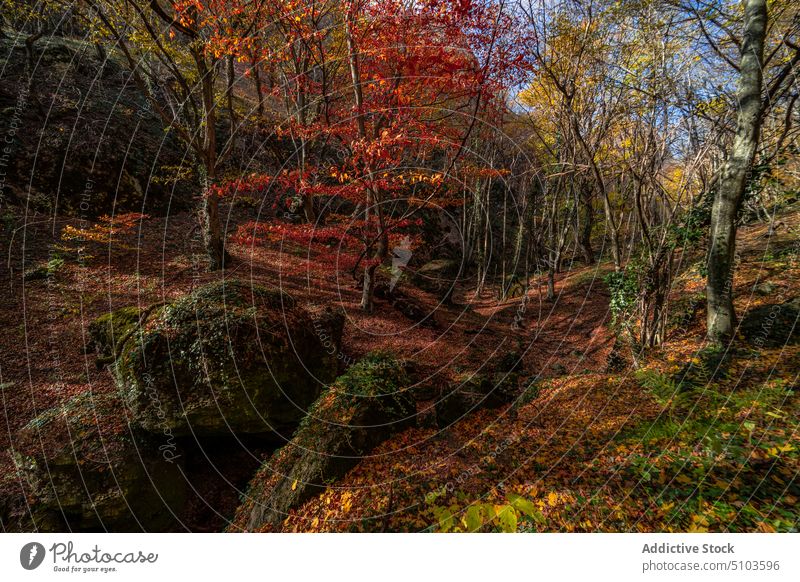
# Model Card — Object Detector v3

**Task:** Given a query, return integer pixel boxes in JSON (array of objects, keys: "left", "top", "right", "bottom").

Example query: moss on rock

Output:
[
  {"left": 13, "top": 392, "right": 186, "bottom": 532},
  {"left": 233, "top": 352, "right": 415, "bottom": 531},
  {"left": 435, "top": 368, "right": 522, "bottom": 428},
  {"left": 110, "top": 280, "right": 340, "bottom": 437},
  {"left": 88, "top": 306, "right": 142, "bottom": 359}
]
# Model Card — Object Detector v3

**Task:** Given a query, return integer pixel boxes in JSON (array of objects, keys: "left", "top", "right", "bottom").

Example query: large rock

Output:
[
  {"left": 96, "top": 280, "right": 342, "bottom": 437},
  {"left": 87, "top": 305, "right": 142, "bottom": 361},
  {"left": 373, "top": 282, "right": 438, "bottom": 328},
  {"left": 0, "top": 35, "right": 193, "bottom": 215},
  {"left": 12, "top": 393, "right": 186, "bottom": 532},
  {"left": 232, "top": 352, "right": 416, "bottom": 531}
]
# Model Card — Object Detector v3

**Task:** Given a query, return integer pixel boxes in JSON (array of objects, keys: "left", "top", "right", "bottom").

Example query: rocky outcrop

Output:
[
  {"left": 233, "top": 352, "right": 416, "bottom": 531},
  {"left": 12, "top": 393, "right": 187, "bottom": 532},
  {"left": 412, "top": 259, "right": 462, "bottom": 303},
  {"left": 18, "top": 279, "right": 348, "bottom": 531},
  {"left": 0, "top": 36, "right": 193, "bottom": 215},
  {"left": 100, "top": 280, "right": 342, "bottom": 437},
  {"left": 433, "top": 351, "right": 524, "bottom": 428},
  {"left": 87, "top": 306, "right": 142, "bottom": 361},
  {"left": 16, "top": 279, "right": 347, "bottom": 532},
  {"left": 373, "top": 282, "right": 438, "bottom": 328}
]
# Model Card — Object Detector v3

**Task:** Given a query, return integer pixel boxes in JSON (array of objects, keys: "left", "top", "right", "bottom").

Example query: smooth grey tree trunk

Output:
[{"left": 706, "top": 0, "right": 767, "bottom": 343}]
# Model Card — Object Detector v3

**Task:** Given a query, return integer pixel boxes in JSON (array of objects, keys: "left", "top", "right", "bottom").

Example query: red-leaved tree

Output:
[{"left": 220, "top": 0, "right": 523, "bottom": 310}]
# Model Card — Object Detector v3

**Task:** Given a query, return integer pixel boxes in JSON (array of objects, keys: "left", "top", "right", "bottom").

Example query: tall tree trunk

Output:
[
  {"left": 302, "top": 188, "right": 316, "bottom": 223},
  {"left": 197, "top": 52, "right": 226, "bottom": 271},
  {"left": 512, "top": 186, "right": 531, "bottom": 281},
  {"left": 345, "top": 7, "right": 385, "bottom": 311},
  {"left": 226, "top": 54, "right": 237, "bottom": 150},
  {"left": 201, "top": 174, "right": 225, "bottom": 271},
  {"left": 568, "top": 110, "right": 620, "bottom": 271},
  {"left": 706, "top": 0, "right": 767, "bottom": 343},
  {"left": 296, "top": 74, "right": 316, "bottom": 223},
  {"left": 602, "top": 193, "right": 621, "bottom": 271},
  {"left": 576, "top": 183, "right": 594, "bottom": 264},
  {"left": 251, "top": 55, "right": 265, "bottom": 121}
]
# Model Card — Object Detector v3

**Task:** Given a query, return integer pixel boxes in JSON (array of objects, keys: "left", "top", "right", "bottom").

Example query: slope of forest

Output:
[
  {"left": 0, "top": 203, "right": 797, "bottom": 532},
  {"left": 1, "top": 0, "right": 799, "bottom": 534},
  {"left": 0, "top": 34, "right": 195, "bottom": 216},
  {"left": 264, "top": 212, "right": 800, "bottom": 533}
]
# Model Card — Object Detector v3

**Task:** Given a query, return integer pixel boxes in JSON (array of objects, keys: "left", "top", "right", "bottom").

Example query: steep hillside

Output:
[
  {"left": 234, "top": 210, "right": 800, "bottom": 533},
  {"left": 0, "top": 34, "right": 193, "bottom": 216},
  {"left": 1, "top": 204, "right": 796, "bottom": 532}
]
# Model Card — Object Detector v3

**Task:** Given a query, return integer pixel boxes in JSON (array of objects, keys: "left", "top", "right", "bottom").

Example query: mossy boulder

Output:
[
  {"left": 105, "top": 280, "right": 341, "bottom": 437},
  {"left": 233, "top": 352, "right": 415, "bottom": 531},
  {"left": 373, "top": 282, "right": 438, "bottom": 328},
  {"left": 88, "top": 306, "right": 142, "bottom": 359},
  {"left": 499, "top": 273, "right": 529, "bottom": 299},
  {"left": 416, "top": 259, "right": 461, "bottom": 282},
  {"left": 434, "top": 354, "right": 524, "bottom": 428},
  {"left": 12, "top": 392, "right": 186, "bottom": 532}
]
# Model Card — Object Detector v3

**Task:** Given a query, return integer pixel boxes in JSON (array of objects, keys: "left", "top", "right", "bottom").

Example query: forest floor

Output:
[{"left": 1, "top": 206, "right": 798, "bottom": 532}]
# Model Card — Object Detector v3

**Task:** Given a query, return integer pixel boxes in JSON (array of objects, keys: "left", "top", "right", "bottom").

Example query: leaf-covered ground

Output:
[{"left": 1, "top": 206, "right": 797, "bottom": 532}]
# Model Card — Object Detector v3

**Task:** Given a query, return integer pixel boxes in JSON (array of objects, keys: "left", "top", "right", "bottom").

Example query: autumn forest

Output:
[{"left": 0, "top": 0, "right": 798, "bottom": 534}]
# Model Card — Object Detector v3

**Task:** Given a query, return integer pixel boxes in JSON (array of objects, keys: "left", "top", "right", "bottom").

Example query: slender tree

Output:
[
  {"left": 75, "top": 0, "right": 243, "bottom": 270},
  {"left": 706, "top": 0, "right": 768, "bottom": 343}
]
